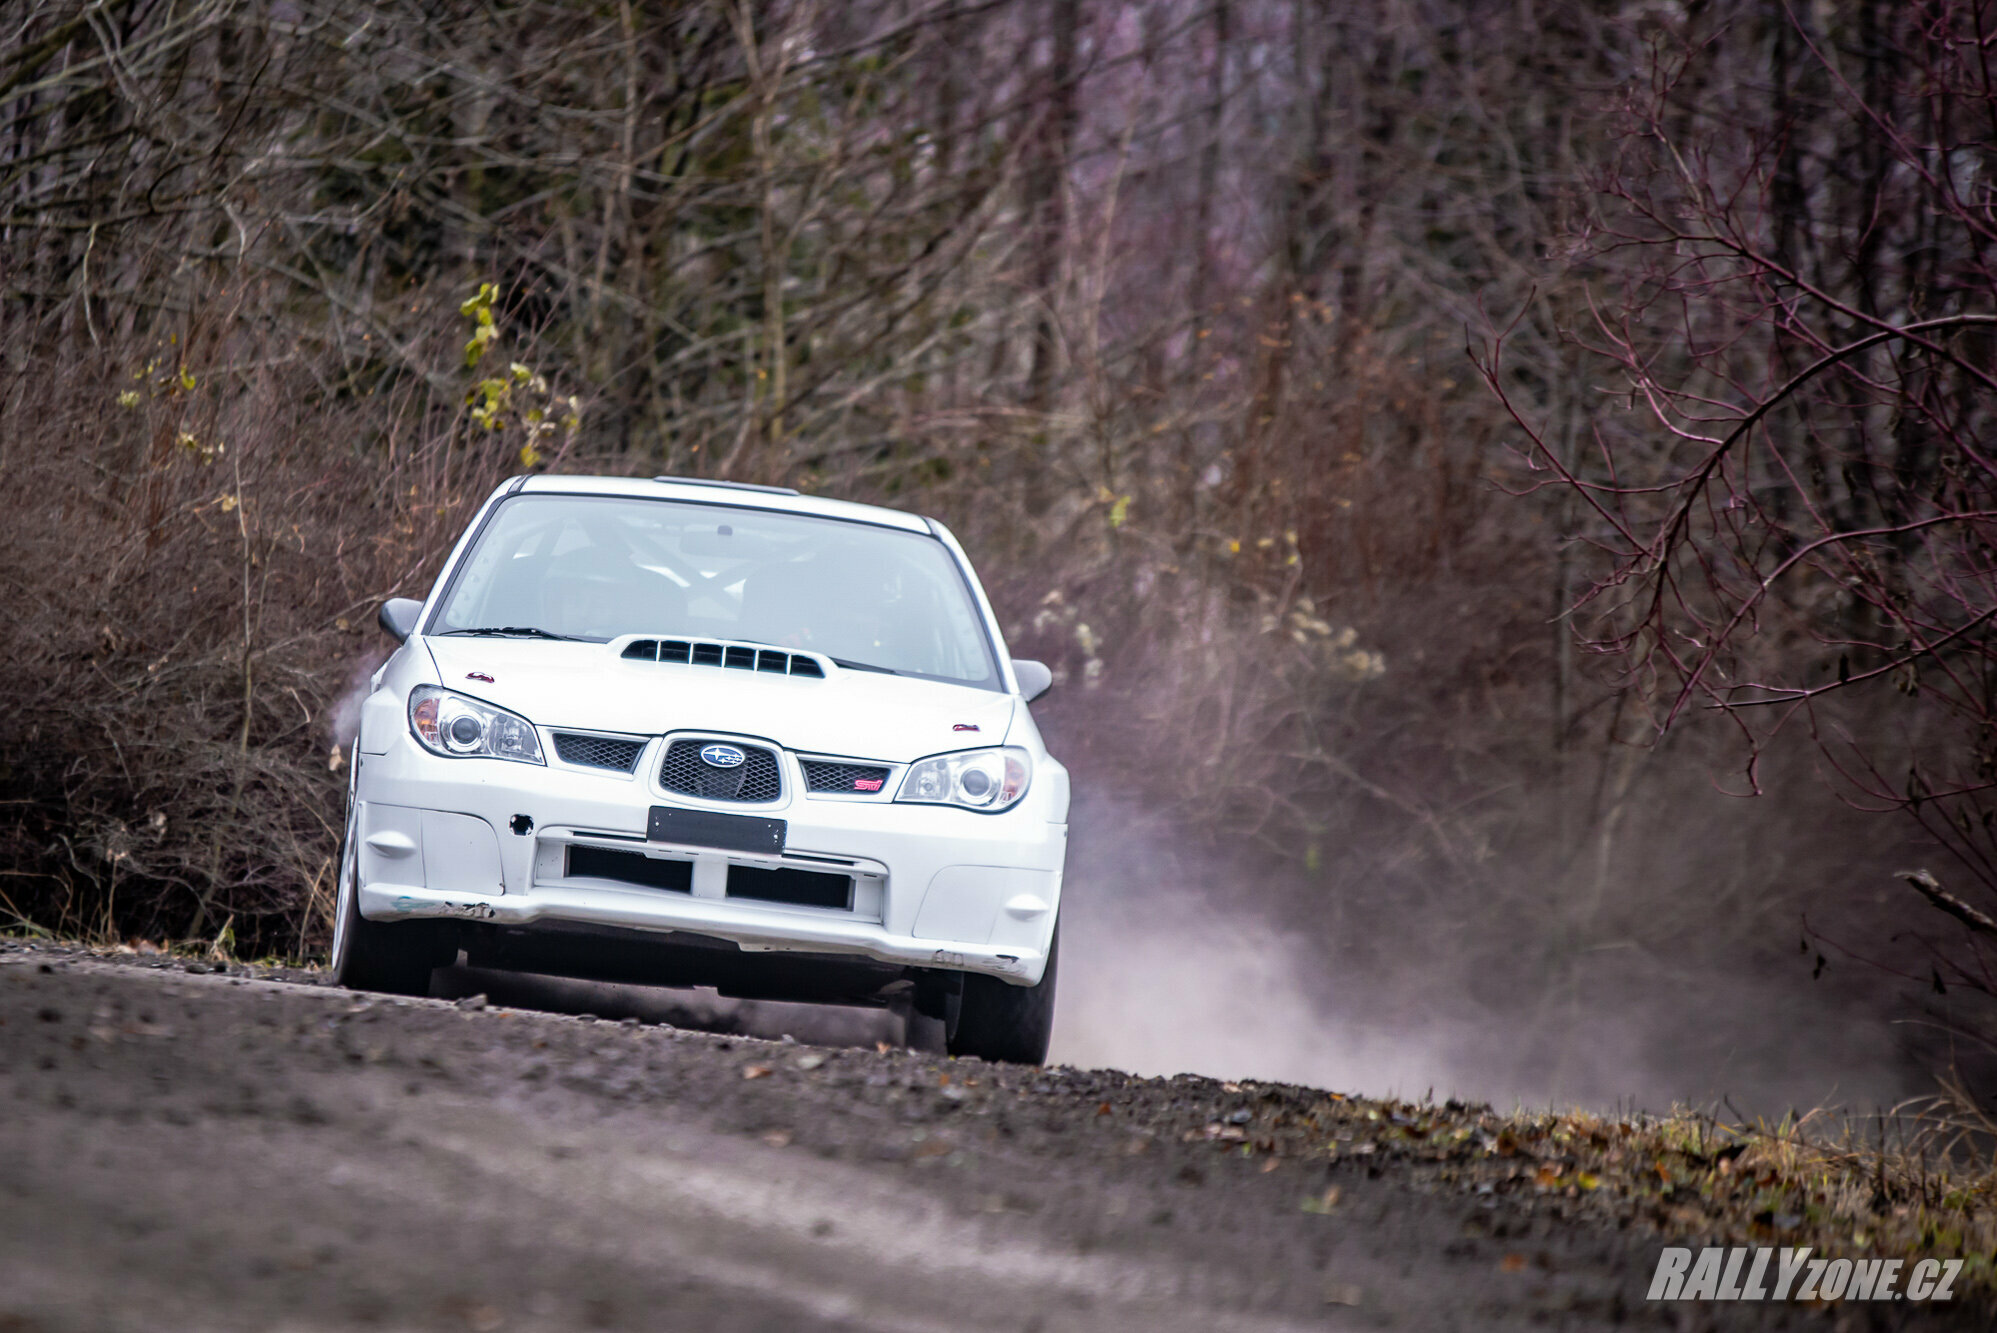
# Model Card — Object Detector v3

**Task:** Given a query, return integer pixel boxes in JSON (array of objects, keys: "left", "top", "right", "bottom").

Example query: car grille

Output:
[
  {"left": 566, "top": 844, "right": 692, "bottom": 893},
  {"left": 800, "top": 759, "right": 892, "bottom": 795},
  {"left": 552, "top": 733, "right": 645, "bottom": 772},
  {"left": 727, "top": 865, "right": 852, "bottom": 910},
  {"left": 659, "top": 740, "right": 782, "bottom": 803},
  {"left": 621, "top": 637, "right": 826, "bottom": 678}
]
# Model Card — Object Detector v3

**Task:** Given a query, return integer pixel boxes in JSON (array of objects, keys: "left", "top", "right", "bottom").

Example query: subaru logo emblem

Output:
[{"left": 700, "top": 743, "right": 746, "bottom": 769}]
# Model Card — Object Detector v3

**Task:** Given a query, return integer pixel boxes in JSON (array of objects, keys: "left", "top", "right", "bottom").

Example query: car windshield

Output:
[{"left": 428, "top": 494, "right": 999, "bottom": 688}]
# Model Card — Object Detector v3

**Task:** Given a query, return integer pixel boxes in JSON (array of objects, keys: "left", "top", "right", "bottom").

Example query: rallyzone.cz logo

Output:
[{"left": 1648, "top": 1248, "right": 1960, "bottom": 1303}]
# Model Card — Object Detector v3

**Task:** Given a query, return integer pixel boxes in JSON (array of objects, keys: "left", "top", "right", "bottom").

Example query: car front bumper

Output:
[{"left": 350, "top": 735, "right": 1065, "bottom": 987}]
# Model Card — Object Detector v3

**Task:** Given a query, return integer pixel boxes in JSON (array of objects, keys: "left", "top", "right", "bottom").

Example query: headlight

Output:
[
  {"left": 408, "top": 686, "right": 543, "bottom": 765},
  {"left": 895, "top": 747, "right": 1030, "bottom": 812}
]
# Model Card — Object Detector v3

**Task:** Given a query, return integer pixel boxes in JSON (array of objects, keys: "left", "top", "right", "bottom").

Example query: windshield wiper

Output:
[
  {"left": 438, "top": 626, "right": 581, "bottom": 641},
  {"left": 831, "top": 657, "right": 898, "bottom": 675}
]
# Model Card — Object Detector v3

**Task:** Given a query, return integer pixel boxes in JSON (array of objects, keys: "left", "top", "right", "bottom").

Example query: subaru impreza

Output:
[{"left": 333, "top": 475, "right": 1066, "bottom": 1062}]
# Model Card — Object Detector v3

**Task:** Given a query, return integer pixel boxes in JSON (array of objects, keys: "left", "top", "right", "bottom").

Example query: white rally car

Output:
[{"left": 333, "top": 475, "right": 1067, "bottom": 1063}]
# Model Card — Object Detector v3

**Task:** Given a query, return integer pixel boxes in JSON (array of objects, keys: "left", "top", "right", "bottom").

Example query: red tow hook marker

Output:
[
  {"left": 952, "top": 723, "right": 979, "bottom": 732},
  {"left": 466, "top": 672, "right": 495, "bottom": 683}
]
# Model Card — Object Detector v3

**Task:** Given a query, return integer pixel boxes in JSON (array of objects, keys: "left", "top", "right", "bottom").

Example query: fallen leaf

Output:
[
  {"left": 1259, "top": 1157, "right": 1280, "bottom": 1173},
  {"left": 1300, "top": 1185, "right": 1341, "bottom": 1214},
  {"left": 1499, "top": 1253, "right": 1528, "bottom": 1274},
  {"left": 742, "top": 1064, "right": 773, "bottom": 1080}
]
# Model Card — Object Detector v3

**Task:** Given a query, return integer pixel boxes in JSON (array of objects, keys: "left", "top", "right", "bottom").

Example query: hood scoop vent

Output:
[{"left": 621, "top": 637, "right": 826, "bottom": 679}]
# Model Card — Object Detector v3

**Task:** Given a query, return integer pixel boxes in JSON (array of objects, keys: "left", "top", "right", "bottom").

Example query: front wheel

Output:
[
  {"left": 331, "top": 810, "right": 443, "bottom": 998},
  {"left": 948, "top": 927, "right": 1058, "bottom": 1065}
]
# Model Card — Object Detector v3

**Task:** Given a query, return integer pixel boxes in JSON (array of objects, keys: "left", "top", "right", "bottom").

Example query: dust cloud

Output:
[
  {"left": 1051, "top": 874, "right": 1475, "bottom": 1096},
  {"left": 1048, "top": 793, "right": 1925, "bottom": 1119},
  {"left": 329, "top": 648, "right": 388, "bottom": 753}
]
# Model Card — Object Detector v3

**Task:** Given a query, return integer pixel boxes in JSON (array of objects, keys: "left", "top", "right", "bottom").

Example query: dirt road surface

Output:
[{"left": 0, "top": 942, "right": 1976, "bottom": 1331}]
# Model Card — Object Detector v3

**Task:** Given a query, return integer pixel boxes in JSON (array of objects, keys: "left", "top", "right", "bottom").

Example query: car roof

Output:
[{"left": 515, "top": 474, "right": 933, "bottom": 534}]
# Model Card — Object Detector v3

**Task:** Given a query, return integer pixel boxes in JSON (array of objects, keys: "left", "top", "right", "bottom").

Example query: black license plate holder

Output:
[{"left": 646, "top": 806, "right": 786, "bottom": 855}]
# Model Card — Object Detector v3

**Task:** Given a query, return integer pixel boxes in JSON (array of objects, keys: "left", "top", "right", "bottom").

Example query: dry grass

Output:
[{"left": 1289, "top": 1091, "right": 1997, "bottom": 1293}]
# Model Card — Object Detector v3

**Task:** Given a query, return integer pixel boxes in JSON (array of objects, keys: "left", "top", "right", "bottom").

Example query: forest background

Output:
[{"left": 6, "top": 0, "right": 1997, "bottom": 1116}]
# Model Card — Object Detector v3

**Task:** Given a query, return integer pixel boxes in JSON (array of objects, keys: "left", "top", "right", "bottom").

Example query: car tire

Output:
[
  {"left": 330, "top": 808, "right": 441, "bottom": 998},
  {"left": 947, "top": 926, "right": 1057, "bottom": 1065}
]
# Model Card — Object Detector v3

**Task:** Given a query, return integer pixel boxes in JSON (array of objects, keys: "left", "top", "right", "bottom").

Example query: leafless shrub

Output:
[
  {"left": 0, "top": 310, "right": 518, "bottom": 949},
  {"left": 1478, "top": 1, "right": 1997, "bottom": 1025}
]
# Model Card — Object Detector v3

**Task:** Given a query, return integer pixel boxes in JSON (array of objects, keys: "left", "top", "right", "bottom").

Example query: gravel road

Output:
[{"left": 0, "top": 941, "right": 1976, "bottom": 1331}]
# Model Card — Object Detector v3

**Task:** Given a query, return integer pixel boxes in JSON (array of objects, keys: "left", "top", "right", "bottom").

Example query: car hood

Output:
[{"left": 421, "top": 637, "right": 1016, "bottom": 762}]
